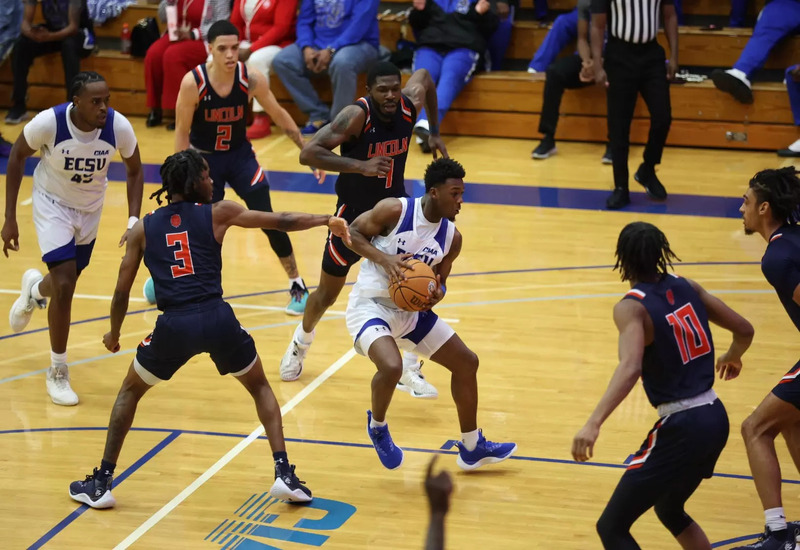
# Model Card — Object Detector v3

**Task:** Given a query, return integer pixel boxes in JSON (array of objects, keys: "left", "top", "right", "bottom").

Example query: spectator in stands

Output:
[
  {"left": 270, "top": 0, "right": 380, "bottom": 136},
  {"left": 486, "top": 0, "right": 516, "bottom": 71},
  {"left": 527, "top": 8, "right": 577, "bottom": 75},
  {"left": 409, "top": 0, "right": 499, "bottom": 153},
  {"left": 231, "top": 0, "right": 297, "bottom": 140},
  {"left": 531, "top": 0, "right": 611, "bottom": 164},
  {"left": 778, "top": 63, "right": 800, "bottom": 157},
  {"left": 145, "top": 0, "right": 230, "bottom": 128},
  {"left": 0, "top": 0, "right": 23, "bottom": 65},
  {"left": 7, "top": 0, "right": 94, "bottom": 124},
  {"left": 711, "top": 0, "right": 800, "bottom": 104}
]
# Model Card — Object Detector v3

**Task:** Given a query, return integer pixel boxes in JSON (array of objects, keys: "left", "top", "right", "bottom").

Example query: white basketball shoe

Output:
[
  {"left": 279, "top": 325, "right": 314, "bottom": 381},
  {"left": 46, "top": 364, "right": 79, "bottom": 406},
  {"left": 9, "top": 268, "right": 46, "bottom": 332},
  {"left": 397, "top": 355, "right": 438, "bottom": 399}
]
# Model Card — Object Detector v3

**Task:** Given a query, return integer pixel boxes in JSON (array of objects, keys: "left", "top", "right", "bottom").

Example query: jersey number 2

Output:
[
  {"left": 166, "top": 231, "right": 195, "bottom": 278},
  {"left": 665, "top": 303, "right": 711, "bottom": 365},
  {"left": 216, "top": 124, "right": 232, "bottom": 151}
]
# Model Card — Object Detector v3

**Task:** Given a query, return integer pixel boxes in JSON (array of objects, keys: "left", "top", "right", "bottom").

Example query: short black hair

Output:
[
  {"left": 207, "top": 20, "right": 239, "bottom": 43},
  {"left": 70, "top": 71, "right": 106, "bottom": 100},
  {"left": 367, "top": 61, "right": 401, "bottom": 87},
  {"left": 614, "top": 222, "right": 681, "bottom": 283},
  {"left": 423, "top": 158, "right": 465, "bottom": 192},
  {"left": 151, "top": 150, "right": 207, "bottom": 205},
  {"left": 749, "top": 166, "right": 800, "bottom": 224}
]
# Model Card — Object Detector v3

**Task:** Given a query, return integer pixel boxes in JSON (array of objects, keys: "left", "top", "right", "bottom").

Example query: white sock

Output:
[
  {"left": 726, "top": 68, "right": 752, "bottom": 88},
  {"left": 788, "top": 138, "right": 800, "bottom": 153},
  {"left": 370, "top": 417, "right": 387, "bottom": 429},
  {"left": 765, "top": 507, "right": 787, "bottom": 532},
  {"left": 31, "top": 281, "right": 44, "bottom": 300},
  {"left": 294, "top": 323, "right": 314, "bottom": 345},
  {"left": 51, "top": 350, "right": 67, "bottom": 368},
  {"left": 461, "top": 429, "right": 480, "bottom": 452},
  {"left": 402, "top": 351, "right": 419, "bottom": 369},
  {"left": 289, "top": 277, "right": 305, "bottom": 290}
]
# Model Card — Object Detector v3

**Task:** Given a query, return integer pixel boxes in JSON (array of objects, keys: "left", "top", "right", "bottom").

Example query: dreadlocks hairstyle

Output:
[
  {"left": 424, "top": 158, "right": 465, "bottom": 192},
  {"left": 69, "top": 71, "right": 106, "bottom": 101},
  {"left": 748, "top": 166, "right": 800, "bottom": 224},
  {"left": 614, "top": 222, "right": 681, "bottom": 283},
  {"left": 367, "top": 61, "right": 401, "bottom": 87},
  {"left": 151, "top": 150, "right": 207, "bottom": 205}
]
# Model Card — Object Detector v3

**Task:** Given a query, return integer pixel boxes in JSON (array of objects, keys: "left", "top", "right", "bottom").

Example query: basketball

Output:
[
  {"left": 143, "top": 277, "right": 156, "bottom": 305},
  {"left": 389, "top": 259, "right": 438, "bottom": 311}
]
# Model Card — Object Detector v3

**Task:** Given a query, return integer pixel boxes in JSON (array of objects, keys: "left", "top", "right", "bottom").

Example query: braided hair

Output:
[
  {"left": 69, "top": 71, "right": 106, "bottom": 101},
  {"left": 614, "top": 222, "right": 681, "bottom": 283},
  {"left": 749, "top": 166, "right": 800, "bottom": 224},
  {"left": 150, "top": 150, "right": 207, "bottom": 205}
]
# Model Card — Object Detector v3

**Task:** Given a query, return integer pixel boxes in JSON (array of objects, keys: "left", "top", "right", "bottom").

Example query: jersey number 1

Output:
[
  {"left": 166, "top": 231, "right": 195, "bottom": 278},
  {"left": 382, "top": 158, "right": 394, "bottom": 189},
  {"left": 665, "top": 303, "right": 711, "bottom": 365},
  {"left": 216, "top": 124, "right": 232, "bottom": 151}
]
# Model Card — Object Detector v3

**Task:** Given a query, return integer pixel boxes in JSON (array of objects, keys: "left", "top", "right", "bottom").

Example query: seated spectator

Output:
[
  {"left": 778, "top": 63, "right": 800, "bottom": 157},
  {"left": 527, "top": 8, "right": 577, "bottom": 74},
  {"left": 0, "top": 0, "right": 22, "bottom": 64},
  {"left": 409, "top": 0, "right": 499, "bottom": 152},
  {"left": 7, "top": 0, "right": 94, "bottom": 124},
  {"left": 271, "top": 0, "right": 380, "bottom": 136},
  {"left": 145, "top": 0, "right": 229, "bottom": 128},
  {"left": 231, "top": 0, "right": 297, "bottom": 140},
  {"left": 530, "top": 0, "right": 610, "bottom": 164},
  {"left": 711, "top": 0, "right": 800, "bottom": 104},
  {"left": 486, "top": 0, "right": 516, "bottom": 71}
]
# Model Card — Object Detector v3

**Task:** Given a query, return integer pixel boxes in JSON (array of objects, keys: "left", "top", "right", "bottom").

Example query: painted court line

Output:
[{"left": 112, "top": 348, "right": 357, "bottom": 549}]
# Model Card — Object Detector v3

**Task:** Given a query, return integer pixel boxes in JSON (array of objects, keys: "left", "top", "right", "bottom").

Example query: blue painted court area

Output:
[
  {"left": 0, "top": 426, "right": 770, "bottom": 548},
  {"left": 0, "top": 157, "right": 745, "bottom": 219}
]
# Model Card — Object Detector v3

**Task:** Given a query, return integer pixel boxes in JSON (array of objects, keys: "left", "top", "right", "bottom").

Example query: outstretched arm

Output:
[
  {"left": 2, "top": 132, "right": 37, "bottom": 256},
  {"left": 402, "top": 69, "right": 448, "bottom": 159},
  {"left": 119, "top": 145, "right": 144, "bottom": 246},
  {"left": 174, "top": 72, "right": 199, "bottom": 152},
  {"left": 105, "top": 221, "right": 146, "bottom": 352},
  {"left": 572, "top": 299, "right": 645, "bottom": 462}
]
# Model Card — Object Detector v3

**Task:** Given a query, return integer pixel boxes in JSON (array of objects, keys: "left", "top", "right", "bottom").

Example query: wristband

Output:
[
  {"left": 439, "top": 283, "right": 446, "bottom": 296},
  {"left": 127, "top": 216, "right": 138, "bottom": 230}
]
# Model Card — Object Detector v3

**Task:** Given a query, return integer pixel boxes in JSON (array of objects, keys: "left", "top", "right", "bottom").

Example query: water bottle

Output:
[
  {"left": 120, "top": 22, "right": 131, "bottom": 54},
  {"left": 166, "top": 0, "right": 179, "bottom": 41}
]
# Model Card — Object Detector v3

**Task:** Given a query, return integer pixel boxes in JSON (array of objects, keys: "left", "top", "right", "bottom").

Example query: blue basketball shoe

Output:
[
  {"left": 456, "top": 430, "right": 517, "bottom": 471},
  {"left": 69, "top": 468, "right": 116, "bottom": 509},
  {"left": 366, "top": 410, "right": 404, "bottom": 470}
]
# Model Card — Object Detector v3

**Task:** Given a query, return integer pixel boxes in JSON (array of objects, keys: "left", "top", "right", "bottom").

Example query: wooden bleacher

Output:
[{"left": 0, "top": 0, "right": 795, "bottom": 151}]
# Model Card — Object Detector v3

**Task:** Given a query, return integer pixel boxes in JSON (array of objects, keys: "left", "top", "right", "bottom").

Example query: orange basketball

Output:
[{"left": 389, "top": 259, "right": 438, "bottom": 311}]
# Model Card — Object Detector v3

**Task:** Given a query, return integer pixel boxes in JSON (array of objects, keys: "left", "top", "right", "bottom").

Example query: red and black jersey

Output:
[{"left": 190, "top": 62, "right": 250, "bottom": 153}]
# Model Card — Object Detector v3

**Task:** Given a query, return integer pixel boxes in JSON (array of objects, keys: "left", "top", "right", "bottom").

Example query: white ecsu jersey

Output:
[
  {"left": 24, "top": 103, "right": 137, "bottom": 212},
  {"left": 351, "top": 197, "right": 456, "bottom": 303}
]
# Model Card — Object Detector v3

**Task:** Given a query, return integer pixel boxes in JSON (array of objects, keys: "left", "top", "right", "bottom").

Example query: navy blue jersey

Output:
[
  {"left": 143, "top": 202, "right": 223, "bottom": 311},
  {"left": 623, "top": 274, "right": 715, "bottom": 407},
  {"left": 335, "top": 94, "right": 416, "bottom": 211},
  {"left": 762, "top": 224, "right": 800, "bottom": 331},
  {"left": 189, "top": 62, "right": 249, "bottom": 153}
]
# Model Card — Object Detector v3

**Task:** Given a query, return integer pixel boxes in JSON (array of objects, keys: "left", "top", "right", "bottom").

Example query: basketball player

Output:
[
  {"left": 2, "top": 71, "right": 143, "bottom": 407},
  {"left": 344, "top": 158, "right": 516, "bottom": 470},
  {"left": 69, "top": 149, "right": 349, "bottom": 509},
  {"left": 279, "top": 61, "right": 447, "bottom": 399},
  {"left": 572, "top": 222, "right": 754, "bottom": 550},
  {"left": 174, "top": 20, "right": 322, "bottom": 315},
  {"left": 732, "top": 167, "right": 800, "bottom": 550}
]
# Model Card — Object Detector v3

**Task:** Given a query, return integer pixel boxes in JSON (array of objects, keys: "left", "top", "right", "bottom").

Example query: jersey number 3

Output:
[
  {"left": 166, "top": 231, "right": 195, "bottom": 278},
  {"left": 665, "top": 303, "right": 711, "bottom": 365}
]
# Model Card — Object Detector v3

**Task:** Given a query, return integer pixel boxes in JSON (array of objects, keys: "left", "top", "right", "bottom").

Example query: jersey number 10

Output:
[
  {"left": 166, "top": 231, "right": 195, "bottom": 278},
  {"left": 665, "top": 303, "right": 711, "bottom": 365}
]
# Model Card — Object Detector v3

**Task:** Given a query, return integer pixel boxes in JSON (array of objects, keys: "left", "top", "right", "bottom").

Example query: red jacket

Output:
[{"left": 230, "top": 0, "right": 297, "bottom": 51}]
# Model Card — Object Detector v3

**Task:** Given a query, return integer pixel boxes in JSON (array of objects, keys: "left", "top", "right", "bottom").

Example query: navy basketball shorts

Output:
[
  {"left": 134, "top": 299, "right": 258, "bottom": 385},
  {"left": 321, "top": 203, "right": 365, "bottom": 277},
  {"left": 202, "top": 145, "right": 269, "bottom": 203},
  {"left": 599, "top": 399, "right": 729, "bottom": 537},
  {"left": 771, "top": 359, "right": 800, "bottom": 409}
]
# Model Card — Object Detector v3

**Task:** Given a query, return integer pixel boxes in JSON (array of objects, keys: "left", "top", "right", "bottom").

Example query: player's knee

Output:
[
  {"left": 596, "top": 509, "right": 623, "bottom": 546},
  {"left": 463, "top": 349, "right": 479, "bottom": 376},
  {"left": 651, "top": 111, "right": 672, "bottom": 132},
  {"left": 314, "top": 285, "right": 340, "bottom": 309},
  {"left": 741, "top": 412, "right": 769, "bottom": 443},
  {"left": 50, "top": 274, "right": 76, "bottom": 300},
  {"left": 654, "top": 502, "right": 692, "bottom": 536},
  {"left": 264, "top": 229, "right": 293, "bottom": 258}
]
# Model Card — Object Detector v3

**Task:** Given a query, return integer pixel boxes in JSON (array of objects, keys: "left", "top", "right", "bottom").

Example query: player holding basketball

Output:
[
  {"left": 572, "top": 222, "right": 754, "bottom": 550},
  {"left": 69, "top": 149, "right": 349, "bottom": 509},
  {"left": 174, "top": 20, "right": 322, "bottom": 315},
  {"left": 344, "top": 157, "right": 516, "bottom": 470},
  {"left": 733, "top": 167, "right": 800, "bottom": 550},
  {"left": 280, "top": 61, "right": 447, "bottom": 399},
  {"left": 2, "top": 71, "right": 143, "bottom": 406}
]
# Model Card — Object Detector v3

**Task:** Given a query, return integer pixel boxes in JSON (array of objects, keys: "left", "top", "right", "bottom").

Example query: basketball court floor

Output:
[{"left": 0, "top": 117, "right": 798, "bottom": 549}]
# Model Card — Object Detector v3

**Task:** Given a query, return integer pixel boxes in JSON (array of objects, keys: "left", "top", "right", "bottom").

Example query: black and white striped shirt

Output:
[{"left": 591, "top": 0, "right": 673, "bottom": 44}]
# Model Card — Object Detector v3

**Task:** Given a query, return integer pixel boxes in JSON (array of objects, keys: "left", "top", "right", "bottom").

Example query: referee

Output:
[{"left": 590, "top": 0, "right": 679, "bottom": 210}]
